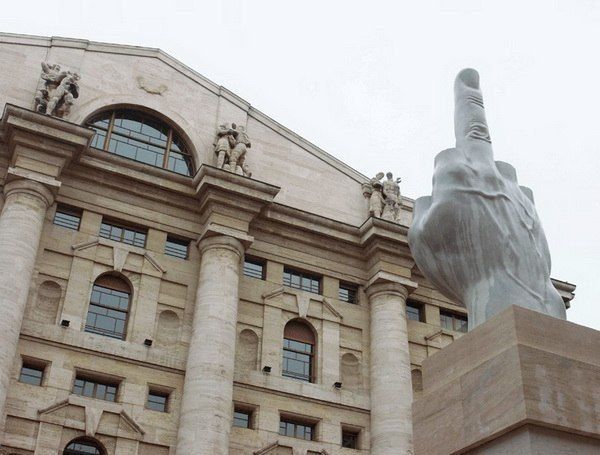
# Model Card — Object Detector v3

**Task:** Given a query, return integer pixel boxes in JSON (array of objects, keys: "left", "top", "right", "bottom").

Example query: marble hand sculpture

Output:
[{"left": 408, "top": 69, "right": 565, "bottom": 329}]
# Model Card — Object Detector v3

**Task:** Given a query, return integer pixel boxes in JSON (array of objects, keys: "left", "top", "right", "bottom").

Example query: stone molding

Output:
[
  {"left": 3, "top": 177, "right": 55, "bottom": 208},
  {"left": 365, "top": 281, "right": 409, "bottom": 301}
]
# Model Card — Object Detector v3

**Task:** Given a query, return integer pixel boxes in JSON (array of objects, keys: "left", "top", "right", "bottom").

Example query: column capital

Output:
[
  {"left": 365, "top": 271, "right": 417, "bottom": 300},
  {"left": 197, "top": 235, "right": 246, "bottom": 258},
  {"left": 0, "top": 104, "right": 94, "bottom": 181},
  {"left": 3, "top": 177, "right": 55, "bottom": 208}
]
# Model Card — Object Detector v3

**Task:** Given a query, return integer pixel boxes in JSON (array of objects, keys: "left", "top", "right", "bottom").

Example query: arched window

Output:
[
  {"left": 86, "top": 108, "right": 193, "bottom": 176},
  {"left": 85, "top": 274, "right": 131, "bottom": 340},
  {"left": 282, "top": 319, "right": 315, "bottom": 383},
  {"left": 63, "top": 437, "right": 104, "bottom": 455}
]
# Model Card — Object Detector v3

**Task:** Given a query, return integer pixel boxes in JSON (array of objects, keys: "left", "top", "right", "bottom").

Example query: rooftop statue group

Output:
[
  {"left": 214, "top": 123, "right": 252, "bottom": 177},
  {"left": 34, "top": 62, "right": 80, "bottom": 118},
  {"left": 362, "top": 172, "right": 403, "bottom": 223}
]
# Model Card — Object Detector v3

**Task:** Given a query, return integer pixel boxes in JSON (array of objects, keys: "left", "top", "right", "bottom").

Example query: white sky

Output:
[{"left": 2, "top": 1, "right": 599, "bottom": 329}]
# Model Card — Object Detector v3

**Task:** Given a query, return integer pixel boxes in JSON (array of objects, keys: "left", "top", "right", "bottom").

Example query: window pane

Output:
[
  {"left": 147, "top": 392, "right": 168, "bottom": 412},
  {"left": 19, "top": 365, "right": 44, "bottom": 386},
  {"left": 339, "top": 283, "right": 358, "bottom": 304},
  {"left": 406, "top": 303, "right": 423, "bottom": 322},
  {"left": 86, "top": 109, "right": 193, "bottom": 176},
  {"left": 233, "top": 410, "right": 250, "bottom": 428},
  {"left": 342, "top": 430, "right": 359, "bottom": 448},
  {"left": 99, "top": 220, "right": 146, "bottom": 248},
  {"left": 243, "top": 258, "right": 265, "bottom": 279},
  {"left": 165, "top": 237, "right": 189, "bottom": 259},
  {"left": 53, "top": 207, "right": 81, "bottom": 230},
  {"left": 282, "top": 268, "right": 321, "bottom": 294},
  {"left": 73, "top": 377, "right": 118, "bottom": 402}
]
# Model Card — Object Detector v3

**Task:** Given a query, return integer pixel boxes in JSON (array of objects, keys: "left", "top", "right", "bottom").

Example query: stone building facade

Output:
[{"left": 0, "top": 33, "right": 576, "bottom": 455}]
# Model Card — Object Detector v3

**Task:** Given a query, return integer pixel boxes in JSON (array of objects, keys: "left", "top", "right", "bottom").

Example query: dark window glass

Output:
[
  {"left": 233, "top": 409, "right": 251, "bottom": 428},
  {"left": 99, "top": 220, "right": 146, "bottom": 248},
  {"left": 53, "top": 206, "right": 82, "bottom": 230},
  {"left": 282, "top": 338, "right": 313, "bottom": 382},
  {"left": 342, "top": 429, "right": 359, "bottom": 448},
  {"left": 87, "top": 109, "right": 193, "bottom": 176},
  {"left": 85, "top": 284, "right": 130, "bottom": 339},
  {"left": 73, "top": 376, "right": 118, "bottom": 402},
  {"left": 147, "top": 390, "right": 169, "bottom": 412},
  {"left": 19, "top": 364, "right": 44, "bottom": 386},
  {"left": 64, "top": 438, "right": 103, "bottom": 455},
  {"left": 283, "top": 268, "right": 321, "bottom": 294},
  {"left": 440, "top": 310, "right": 468, "bottom": 333},
  {"left": 279, "top": 419, "right": 315, "bottom": 441},
  {"left": 165, "top": 236, "right": 189, "bottom": 259},
  {"left": 243, "top": 258, "right": 265, "bottom": 279},
  {"left": 406, "top": 301, "right": 424, "bottom": 322},
  {"left": 339, "top": 282, "right": 358, "bottom": 304}
]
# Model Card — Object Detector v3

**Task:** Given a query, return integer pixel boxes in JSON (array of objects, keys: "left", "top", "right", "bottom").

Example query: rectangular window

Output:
[
  {"left": 279, "top": 418, "right": 315, "bottom": 441},
  {"left": 53, "top": 205, "right": 82, "bottom": 230},
  {"left": 146, "top": 389, "right": 169, "bottom": 412},
  {"left": 73, "top": 375, "right": 118, "bottom": 402},
  {"left": 406, "top": 300, "right": 424, "bottom": 322},
  {"left": 243, "top": 257, "right": 265, "bottom": 280},
  {"left": 165, "top": 236, "right": 189, "bottom": 259},
  {"left": 440, "top": 310, "right": 468, "bottom": 333},
  {"left": 342, "top": 428, "right": 360, "bottom": 448},
  {"left": 283, "top": 267, "right": 321, "bottom": 294},
  {"left": 99, "top": 219, "right": 147, "bottom": 248},
  {"left": 338, "top": 282, "right": 358, "bottom": 304},
  {"left": 19, "top": 361, "right": 45, "bottom": 386},
  {"left": 233, "top": 408, "right": 253, "bottom": 429}
]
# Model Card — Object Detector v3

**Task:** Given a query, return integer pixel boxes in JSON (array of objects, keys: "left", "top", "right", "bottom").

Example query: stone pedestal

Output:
[
  {"left": 413, "top": 305, "right": 600, "bottom": 455},
  {"left": 367, "top": 281, "right": 414, "bottom": 455},
  {"left": 176, "top": 236, "right": 245, "bottom": 454}
]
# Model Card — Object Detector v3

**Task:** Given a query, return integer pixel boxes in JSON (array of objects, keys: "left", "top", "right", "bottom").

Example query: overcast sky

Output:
[{"left": 3, "top": 1, "right": 599, "bottom": 329}]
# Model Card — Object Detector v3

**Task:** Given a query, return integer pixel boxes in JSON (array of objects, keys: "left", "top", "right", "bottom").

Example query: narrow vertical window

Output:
[
  {"left": 85, "top": 274, "right": 131, "bottom": 340},
  {"left": 282, "top": 320, "right": 316, "bottom": 383}
]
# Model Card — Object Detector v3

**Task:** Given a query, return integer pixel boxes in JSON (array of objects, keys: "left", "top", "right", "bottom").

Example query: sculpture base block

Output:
[{"left": 413, "top": 305, "right": 600, "bottom": 454}]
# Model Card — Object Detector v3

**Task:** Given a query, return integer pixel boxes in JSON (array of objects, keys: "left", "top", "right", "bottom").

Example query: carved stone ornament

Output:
[
  {"left": 408, "top": 69, "right": 566, "bottom": 329},
  {"left": 362, "top": 171, "right": 402, "bottom": 223},
  {"left": 34, "top": 62, "right": 80, "bottom": 118},
  {"left": 213, "top": 123, "right": 252, "bottom": 177}
]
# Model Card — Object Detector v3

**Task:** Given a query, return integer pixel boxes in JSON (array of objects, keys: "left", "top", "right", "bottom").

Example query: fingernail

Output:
[{"left": 457, "top": 68, "right": 480, "bottom": 89}]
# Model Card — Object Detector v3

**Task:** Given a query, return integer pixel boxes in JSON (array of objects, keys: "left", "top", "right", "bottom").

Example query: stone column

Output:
[
  {"left": 0, "top": 179, "right": 54, "bottom": 432},
  {"left": 176, "top": 235, "right": 244, "bottom": 455},
  {"left": 367, "top": 282, "right": 413, "bottom": 454}
]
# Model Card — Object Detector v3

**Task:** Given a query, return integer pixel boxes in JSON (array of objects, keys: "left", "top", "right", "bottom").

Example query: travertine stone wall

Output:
[{"left": 0, "top": 179, "right": 53, "bottom": 433}]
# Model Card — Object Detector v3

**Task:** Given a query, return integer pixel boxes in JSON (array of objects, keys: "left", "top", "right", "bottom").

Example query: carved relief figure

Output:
[
  {"left": 363, "top": 171, "right": 403, "bottom": 222},
  {"left": 34, "top": 62, "right": 80, "bottom": 118},
  {"left": 213, "top": 123, "right": 252, "bottom": 177}
]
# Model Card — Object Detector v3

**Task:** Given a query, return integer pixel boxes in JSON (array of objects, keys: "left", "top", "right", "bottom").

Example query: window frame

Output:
[
  {"left": 440, "top": 309, "right": 468, "bottom": 333},
  {"left": 72, "top": 373, "right": 120, "bottom": 402},
  {"left": 85, "top": 277, "right": 131, "bottom": 340},
  {"left": 165, "top": 236, "right": 190, "bottom": 260},
  {"left": 278, "top": 416, "right": 317, "bottom": 441},
  {"left": 233, "top": 404, "right": 256, "bottom": 429},
  {"left": 283, "top": 267, "right": 322, "bottom": 294},
  {"left": 406, "top": 300, "right": 425, "bottom": 322},
  {"left": 341, "top": 426, "right": 361, "bottom": 449},
  {"left": 18, "top": 358, "right": 47, "bottom": 387},
  {"left": 63, "top": 437, "right": 105, "bottom": 455},
  {"left": 87, "top": 108, "right": 193, "bottom": 176},
  {"left": 146, "top": 387, "right": 171, "bottom": 413},
  {"left": 338, "top": 282, "right": 359, "bottom": 304},
  {"left": 243, "top": 256, "right": 266, "bottom": 280},
  {"left": 53, "top": 204, "right": 82, "bottom": 231},
  {"left": 99, "top": 218, "right": 147, "bottom": 248}
]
